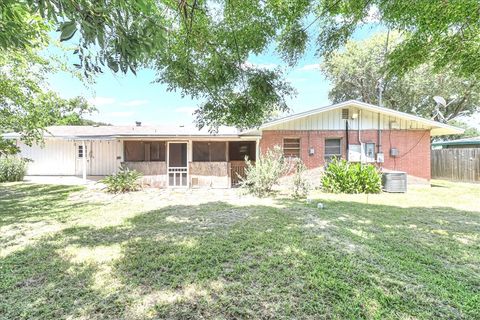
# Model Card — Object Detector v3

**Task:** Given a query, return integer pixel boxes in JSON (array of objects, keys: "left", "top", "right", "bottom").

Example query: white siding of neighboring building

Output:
[
  {"left": 18, "top": 140, "right": 76, "bottom": 175},
  {"left": 266, "top": 107, "right": 433, "bottom": 131},
  {"left": 17, "top": 139, "right": 122, "bottom": 176}
]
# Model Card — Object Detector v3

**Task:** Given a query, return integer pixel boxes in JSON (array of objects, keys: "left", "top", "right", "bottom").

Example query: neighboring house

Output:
[
  {"left": 5, "top": 100, "right": 462, "bottom": 187},
  {"left": 432, "top": 136, "right": 480, "bottom": 149}
]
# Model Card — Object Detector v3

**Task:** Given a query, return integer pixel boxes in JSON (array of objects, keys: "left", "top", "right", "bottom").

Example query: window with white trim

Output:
[
  {"left": 365, "top": 143, "right": 375, "bottom": 161},
  {"left": 283, "top": 138, "right": 300, "bottom": 158},
  {"left": 324, "top": 138, "right": 341, "bottom": 161}
]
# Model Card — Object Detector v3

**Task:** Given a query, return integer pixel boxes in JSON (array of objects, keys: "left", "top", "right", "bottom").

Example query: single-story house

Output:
[
  {"left": 432, "top": 136, "right": 480, "bottom": 149},
  {"left": 5, "top": 100, "right": 463, "bottom": 187}
]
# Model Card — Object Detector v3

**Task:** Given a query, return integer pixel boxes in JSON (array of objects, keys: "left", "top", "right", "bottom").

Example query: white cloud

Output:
[
  {"left": 175, "top": 107, "right": 196, "bottom": 115},
  {"left": 288, "top": 77, "right": 308, "bottom": 83},
  {"left": 298, "top": 64, "right": 321, "bottom": 72},
  {"left": 120, "top": 99, "right": 149, "bottom": 107},
  {"left": 108, "top": 111, "right": 135, "bottom": 118},
  {"left": 88, "top": 97, "right": 116, "bottom": 106}
]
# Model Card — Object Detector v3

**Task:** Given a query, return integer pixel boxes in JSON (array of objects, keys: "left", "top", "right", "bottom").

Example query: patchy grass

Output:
[{"left": 0, "top": 181, "right": 479, "bottom": 319}]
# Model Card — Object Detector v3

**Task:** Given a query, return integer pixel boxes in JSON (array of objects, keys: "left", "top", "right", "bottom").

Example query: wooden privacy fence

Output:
[{"left": 431, "top": 148, "right": 480, "bottom": 182}]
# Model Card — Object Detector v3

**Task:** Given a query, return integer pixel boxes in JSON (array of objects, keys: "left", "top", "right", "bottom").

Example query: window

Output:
[
  {"left": 78, "top": 145, "right": 87, "bottom": 158},
  {"left": 192, "top": 142, "right": 226, "bottom": 162},
  {"left": 283, "top": 138, "right": 300, "bottom": 158},
  {"left": 365, "top": 143, "right": 375, "bottom": 161},
  {"left": 324, "top": 138, "right": 341, "bottom": 161},
  {"left": 124, "top": 141, "right": 166, "bottom": 162}
]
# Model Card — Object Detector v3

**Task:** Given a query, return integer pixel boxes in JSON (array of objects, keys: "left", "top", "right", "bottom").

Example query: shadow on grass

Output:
[
  {"left": 0, "top": 189, "right": 479, "bottom": 319},
  {"left": 0, "top": 183, "right": 99, "bottom": 225}
]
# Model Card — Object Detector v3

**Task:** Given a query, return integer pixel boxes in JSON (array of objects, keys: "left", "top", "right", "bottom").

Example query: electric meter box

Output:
[{"left": 390, "top": 148, "right": 399, "bottom": 157}]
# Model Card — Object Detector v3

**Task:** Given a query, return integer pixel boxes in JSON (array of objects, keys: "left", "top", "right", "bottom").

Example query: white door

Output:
[
  {"left": 75, "top": 141, "right": 91, "bottom": 176},
  {"left": 168, "top": 142, "right": 188, "bottom": 187}
]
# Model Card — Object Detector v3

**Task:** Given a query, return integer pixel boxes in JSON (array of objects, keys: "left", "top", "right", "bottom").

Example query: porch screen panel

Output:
[
  {"left": 228, "top": 141, "right": 256, "bottom": 161},
  {"left": 209, "top": 142, "right": 226, "bottom": 161},
  {"left": 169, "top": 143, "right": 187, "bottom": 167},
  {"left": 193, "top": 142, "right": 209, "bottom": 161},
  {"left": 124, "top": 141, "right": 145, "bottom": 161},
  {"left": 150, "top": 142, "right": 166, "bottom": 161},
  {"left": 193, "top": 142, "right": 226, "bottom": 161}
]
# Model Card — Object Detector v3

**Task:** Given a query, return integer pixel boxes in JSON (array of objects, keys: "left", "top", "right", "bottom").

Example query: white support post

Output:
[
  {"left": 82, "top": 140, "right": 87, "bottom": 183},
  {"left": 255, "top": 138, "right": 260, "bottom": 160}
]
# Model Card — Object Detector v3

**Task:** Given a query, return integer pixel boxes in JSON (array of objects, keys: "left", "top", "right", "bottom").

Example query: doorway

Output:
[{"left": 168, "top": 142, "right": 188, "bottom": 187}]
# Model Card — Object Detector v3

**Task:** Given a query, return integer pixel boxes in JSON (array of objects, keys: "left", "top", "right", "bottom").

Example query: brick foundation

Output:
[{"left": 260, "top": 129, "right": 431, "bottom": 180}]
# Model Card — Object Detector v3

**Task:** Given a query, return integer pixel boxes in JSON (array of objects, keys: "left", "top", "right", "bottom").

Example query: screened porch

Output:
[{"left": 121, "top": 140, "right": 257, "bottom": 188}]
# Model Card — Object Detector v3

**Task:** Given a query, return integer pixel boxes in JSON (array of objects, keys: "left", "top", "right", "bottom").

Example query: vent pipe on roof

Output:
[{"left": 135, "top": 121, "right": 142, "bottom": 127}]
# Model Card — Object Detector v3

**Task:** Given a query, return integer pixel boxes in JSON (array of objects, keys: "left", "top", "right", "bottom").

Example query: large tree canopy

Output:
[
  {"left": 322, "top": 32, "right": 480, "bottom": 123},
  {"left": 2, "top": 0, "right": 479, "bottom": 128},
  {"left": 0, "top": 45, "right": 95, "bottom": 154}
]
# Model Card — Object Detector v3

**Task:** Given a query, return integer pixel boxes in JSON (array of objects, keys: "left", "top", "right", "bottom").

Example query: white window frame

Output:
[
  {"left": 77, "top": 145, "right": 87, "bottom": 159},
  {"left": 283, "top": 138, "right": 301, "bottom": 158},
  {"left": 364, "top": 143, "right": 376, "bottom": 162},
  {"left": 324, "top": 138, "right": 342, "bottom": 161}
]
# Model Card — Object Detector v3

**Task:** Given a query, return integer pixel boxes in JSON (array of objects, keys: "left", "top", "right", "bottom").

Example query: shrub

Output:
[
  {"left": 101, "top": 167, "right": 142, "bottom": 193},
  {"left": 0, "top": 156, "right": 29, "bottom": 182},
  {"left": 321, "top": 158, "right": 381, "bottom": 194},
  {"left": 239, "top": 146, "right": 288, "bottom": 197},
  {"left": 290, "top": 158, "right": 310, "bottom": 198}
]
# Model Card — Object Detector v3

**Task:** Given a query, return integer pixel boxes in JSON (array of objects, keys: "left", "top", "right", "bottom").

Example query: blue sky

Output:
[{"left": 47, "top": 25, "right": 385, "bottom": 126}]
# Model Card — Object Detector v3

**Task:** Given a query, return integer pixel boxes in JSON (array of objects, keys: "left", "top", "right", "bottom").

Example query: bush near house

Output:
[
  {"left": 290, "top": 158, "right": 310, "bottom": 198},
  {"left": 101, "top": 167, "right": 142, "bottom": 193},
  {"left": 321, "top": 158, "right": 381, "bottom": 194},
  {"left": 0, "top": 156, "right": 28, "bottom": 182},
  {"left": 239, "top": 146, "right": 288, "bottom": 197}
]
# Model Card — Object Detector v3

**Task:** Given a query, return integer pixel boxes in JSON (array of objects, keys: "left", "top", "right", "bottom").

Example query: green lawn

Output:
[{"left": 0, "top": 181, "right": 479, "bottom": 319}]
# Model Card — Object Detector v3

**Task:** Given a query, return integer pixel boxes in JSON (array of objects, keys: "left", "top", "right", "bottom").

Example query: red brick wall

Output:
[{"left": 260, "top": 129, "right": 431, "bottom": 180}]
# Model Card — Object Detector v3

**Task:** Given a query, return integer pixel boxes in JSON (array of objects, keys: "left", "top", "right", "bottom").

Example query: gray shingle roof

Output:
[
  {"left": 3, "top": 125, "right": 260, "bottom": 140},
  {"left": 432, "top": 136, "right": 480, "bottom": 146}
]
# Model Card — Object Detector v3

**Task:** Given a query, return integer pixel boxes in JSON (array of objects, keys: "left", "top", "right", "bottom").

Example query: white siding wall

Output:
[
  {"left": 18, "top": 140, "right": 76, "bottom": 175},
  {"left": 267, "top": 107, "right": 432, "bottom": 131},
  {"left": 17, "top": 139, "right": 122, "bottom": 176},
  {"left": 88, "top": 140, "right": 123, "bottom": 175}
]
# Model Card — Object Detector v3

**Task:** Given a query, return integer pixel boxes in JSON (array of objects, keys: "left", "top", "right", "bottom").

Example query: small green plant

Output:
[
  {"left": 0, "top": 156, "right": 29, "bottom": 182},
  {"left": 239, "top": 146, "right": 288, "bottom": 197},
  {"left": 321, "top": 158, "right": 381, "bottom": 194},
  {"left": 290, "top": 158, "right": 310, "bottom": 199},
  {"left": 101, "top": 167, "right": 142, "bottom": 193}
]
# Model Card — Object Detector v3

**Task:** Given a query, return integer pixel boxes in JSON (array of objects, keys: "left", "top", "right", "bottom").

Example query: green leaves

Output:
[
  {"left": 322, "top": 32, "right": 480, "bottom": 122},
  {"left": 321, "top": 158, "right": 382, "bottom": 194},
  {"left": 101, "top": 167, "right": 142, "bottom": 193},
  {"left": 0, "top": 46, "right": 96, "bottom": 154},
  {"left": 2, "top": 0, "right": 480, "bottom": 129},
  {"left": 59, "top": 21, "right": 77, "bottom": 41}
]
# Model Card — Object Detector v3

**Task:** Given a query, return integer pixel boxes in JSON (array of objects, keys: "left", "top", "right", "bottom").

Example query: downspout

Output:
[
  {"left": 345, "top": 120, "right": 349, "bottom": 161},
  {"left": 358, "top": 109, "right": 364, "bottom": 163},
  {"left": 377, "top": 113, "right": 382, "bottom": 153}
]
